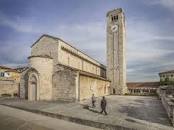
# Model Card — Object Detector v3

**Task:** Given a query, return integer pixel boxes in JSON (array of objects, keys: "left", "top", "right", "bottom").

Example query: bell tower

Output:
[{"left": 106, "top": 8, "right": 127, "bottom": 94}]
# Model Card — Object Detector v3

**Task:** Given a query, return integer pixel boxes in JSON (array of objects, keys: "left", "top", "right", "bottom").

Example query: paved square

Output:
[{"left": 0, "top": 96, "right": 173, "bottom": 130}]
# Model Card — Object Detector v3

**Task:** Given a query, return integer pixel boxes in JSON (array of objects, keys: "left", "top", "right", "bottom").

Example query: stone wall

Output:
[
  {"left": 0, "top": 80, "right": 19, "bottom": 97},
  {"left": 31, "top": 36, "right": 58, "bottom": 72},
  {"left": 29, "top": 56, "right": 53, "bottom": 100},
  {"left": 52, "top": 64, "right": 110, "bottom": 101},
  {"left": 19, "top": 69, "right": 29, "bottom": 99},
  {"left": 58, "top": 40, "right": 106, "bottom": 77},
  {"left": 52, "top": 65, "right": 77, "bottom": 101},
  {"left": 157, "top": 86, "right": 174, "bottom": 126},
  {"left": 79, "top": 74, "right": 110, "bottom": 100}
]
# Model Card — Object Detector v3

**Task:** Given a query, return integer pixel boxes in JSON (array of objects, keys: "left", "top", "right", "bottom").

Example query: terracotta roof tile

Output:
[
  {"left": 0, "top": 65, "right": 18, "bottom": 73},
  {"left": 127, "top": 82, "right": 160, "bottom": 89}
]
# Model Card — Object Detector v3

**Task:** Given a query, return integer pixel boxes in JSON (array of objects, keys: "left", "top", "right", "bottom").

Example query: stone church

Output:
[{"left": 20, "top": 8, "right": 127, "bottom": 101}]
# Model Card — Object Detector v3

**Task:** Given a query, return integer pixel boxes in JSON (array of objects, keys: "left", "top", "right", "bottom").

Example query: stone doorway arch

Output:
[{"left": 28, "top": 73, "right": 38, "bottom": 101}]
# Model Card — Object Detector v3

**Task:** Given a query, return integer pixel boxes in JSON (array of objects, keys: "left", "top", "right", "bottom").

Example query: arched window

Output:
[{"left": 111, "top": 15, "right": 118, "bottom": 22}]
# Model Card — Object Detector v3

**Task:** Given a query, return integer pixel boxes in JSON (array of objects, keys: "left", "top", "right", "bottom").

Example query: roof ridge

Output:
[{"left": 31, "top": 34, "right": 106, "bottom": 68}]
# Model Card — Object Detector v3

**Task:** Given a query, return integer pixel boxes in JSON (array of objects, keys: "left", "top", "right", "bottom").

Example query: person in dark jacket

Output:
[
  {"left": 100, "top": 96, "right": 107, "bottom": 115},
  {"left": 91, "top": 94, "right": 96, "bottom": 108}
]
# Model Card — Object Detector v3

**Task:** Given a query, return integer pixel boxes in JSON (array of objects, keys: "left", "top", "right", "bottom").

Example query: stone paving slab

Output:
[
  {"left": 0, "top": 105, "right": 102, "bottom": 130},
  {"left": 0, "top": 95, "right": 173, "bottom": 130}
]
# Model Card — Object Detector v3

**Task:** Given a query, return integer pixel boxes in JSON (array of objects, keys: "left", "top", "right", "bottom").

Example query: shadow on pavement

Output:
[{"left": 82, "top": 105, "right": 101, "bottom": 114}]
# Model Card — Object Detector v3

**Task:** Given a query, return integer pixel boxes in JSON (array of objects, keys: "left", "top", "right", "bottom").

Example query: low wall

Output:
[
  {"left": 157, "top": 86, "right": 174, "bottom": 126},
  {"left": 0, "top": 80, "right": 19, "bottom": 97}
]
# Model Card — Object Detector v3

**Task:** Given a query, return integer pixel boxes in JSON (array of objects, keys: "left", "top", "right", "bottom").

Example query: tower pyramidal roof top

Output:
[{"left": 106, "top": 8, "right": 123, "bottom": 16}]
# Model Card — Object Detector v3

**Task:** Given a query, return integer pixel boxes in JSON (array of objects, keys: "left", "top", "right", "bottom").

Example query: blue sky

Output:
[{"left": 0, "top": 0, "right": 174, "bottom": 82}]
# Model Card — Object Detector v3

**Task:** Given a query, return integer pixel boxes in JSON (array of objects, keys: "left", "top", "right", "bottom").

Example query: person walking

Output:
[
  {"left": 100, "top": 96, "right": 107, "bottom": 115},
  {"left": 91, "top": 94, "right": 96, "bottom": 108}
]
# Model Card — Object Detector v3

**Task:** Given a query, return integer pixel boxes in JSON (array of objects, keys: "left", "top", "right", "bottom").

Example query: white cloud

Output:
[
  {"left": 0, "top": 39, "right": 30, "bottom": 67},
  {"left": 147, "top": 0, "right": 174, "bottom": 11},
  {"left": 127, "top": 17, "right": 174, "bottom": 59},
  {"left": 159, "top": 0, "right": 174, "bottom": 10},
  {"left": 126, "top": 16, "right": 174, "bottom": 81},
  {"left": 0, "top": 12, "right": 38, "bottom": 33}
]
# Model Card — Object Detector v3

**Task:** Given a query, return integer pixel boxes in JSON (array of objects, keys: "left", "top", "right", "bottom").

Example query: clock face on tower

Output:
[{"left": 111, "top": 24, "right": 118, "bottom": 32}]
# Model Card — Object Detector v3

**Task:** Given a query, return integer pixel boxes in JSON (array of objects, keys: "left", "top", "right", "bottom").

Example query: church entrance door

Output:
[{"left": 28, "top": 75, "right": 37, "bottom": 101}]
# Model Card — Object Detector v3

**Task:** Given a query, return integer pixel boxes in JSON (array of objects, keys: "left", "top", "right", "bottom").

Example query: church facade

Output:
[
  {"left": 20, "top": 35, "right": 110, "bottom": 101},
  {"left": 19, "top": 8, "right": 127, "bottom": 101}
]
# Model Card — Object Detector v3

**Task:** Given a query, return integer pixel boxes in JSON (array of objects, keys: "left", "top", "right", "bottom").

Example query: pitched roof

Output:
[
  {"left": 0, "top": 65, "right": 12, "bottom": 70},
  {"left": 0, "top": 65, "right": 18, "bottom": 73},
  {"left": 5, "top": 69, "right": 18, "bottom": 73},
  {"left": 31, "top": 34, "right": 106, "bottom": 69},
  {"left": 79, "top": 71, "right": 109, "bottom": 82}
]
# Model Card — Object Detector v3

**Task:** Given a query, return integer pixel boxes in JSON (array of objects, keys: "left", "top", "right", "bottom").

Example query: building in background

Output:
[
  {"left": 159, "top": 70, "right": 174, "bottom": 85},
  {"left": 157, "top": 70, "right": 174, "bottom": 126},
  {"left": 127, "top": 82, "right": 160, "bottom": 95},
  {"left": 0, "top": 66, "right": 20, "bottom": 81},
  {"left": 0, "top": 66, "right": 21, "bottom": 97}
]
